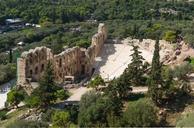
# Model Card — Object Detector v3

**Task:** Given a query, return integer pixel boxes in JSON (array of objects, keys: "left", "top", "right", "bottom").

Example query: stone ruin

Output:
[{"left": 17, "top": 23, "right": 107, "bottom": 93}]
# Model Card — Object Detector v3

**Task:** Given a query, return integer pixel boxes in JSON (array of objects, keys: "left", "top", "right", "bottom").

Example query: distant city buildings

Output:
[
  {"left": 0, "top": 18, "right": 41, "bottom": 34},
  {"left": 5, "top": 18, "right": 23, "bottom": 25}
]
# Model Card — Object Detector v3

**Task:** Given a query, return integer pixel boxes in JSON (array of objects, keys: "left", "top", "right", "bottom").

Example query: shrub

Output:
[
  {"left": 52, "top": 110, "right": 71, "bottom": 127},
  {"left": 163, "top": 30, "right": 176, "bottom": 42},
  {"left": 76, "top": 39, "right": 90, "bottom": 48},
  {"left": 0, "top": 64, "right": 16, "bottom": 84},
  {"left": 122, "top": 99, "right": 157, "bottom": 127},
  {"left": 41, "top": 109, "right": 56, "bottom": 122},
  {"left": 172, "top": 63, "right": 193, "bottom": 80},
  {"left": 25, "top": 95, "right": 41, "bottom": 108},
  {"left": 55, "top": 89, "right": 69, "bottom": 100},
  {"left": 7, "top": 89, "right": 24, "bottom": 108},
  {"left": 0, "top": 110, "right": 8, "bottom": 120}
]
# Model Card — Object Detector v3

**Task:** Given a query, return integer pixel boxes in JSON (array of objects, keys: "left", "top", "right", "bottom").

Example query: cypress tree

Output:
[
  {"left": 151, "top": 39, "right": 162, "bottom": 83},
  {"left": 9, "top": 49, "right": 13, "bottom": 63},
  {"left": 148, "top": 39, "right": 163, "bottom": 105}
]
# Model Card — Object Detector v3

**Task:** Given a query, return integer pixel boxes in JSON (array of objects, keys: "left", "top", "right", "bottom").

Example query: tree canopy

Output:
[{"left": 123, "top": 99, "right": 157, "bottom": 127}]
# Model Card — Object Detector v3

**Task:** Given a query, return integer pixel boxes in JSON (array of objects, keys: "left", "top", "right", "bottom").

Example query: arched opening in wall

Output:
[
  {"left": 59, "top": 58, "right": 62, "bottom": 67},
  {"left": 81, "top": 65, "right": 85, "bottom": 74},
  {"left": 41, "top": 64, "right": 44, "bottom": 72},
  {"left": 35, "top": 67, "right": 38, "bottom": 74},
  {"left": 30, "top": 70, "right": 33, "bottom": 77}
]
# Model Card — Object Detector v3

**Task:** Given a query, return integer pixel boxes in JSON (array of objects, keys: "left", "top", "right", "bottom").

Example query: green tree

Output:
[
  {"left": 0, "top": 64, "right": 16, "bottom": 84},
  {"left": 76, "top": 39, "right": 90, "bottom": 48},
  {"left": 125, "top": 45, "right": 146, "bottom": 86},
  {"left": 7, "top": 89, "right": 24, "bottom": 108},
  {"left": 0, "top": 110, "right": 7, "bottom": 121},
  {"left": 52, "top": 111, "right": 71, "bottom": 128},
  {"left": 9, "top": 49, "right": 13, "bottom": 63},
  {"left": 78, "top": 91, "right": 104, "bottom": 127},
  {"left": 33, "top": 61, "right": 58, "bottom": 107},
  {"left": 171, "top": 63, "right": 193, "bottom": 95},
  {"left": 55, "top": 89, "right": 69, "bottom": 100},
  {"left": 79, "top": 90, "right": 101, "bottom": 111},
  {"left": 78, "top": 90, "right": 123, "bottom": 127},
  {"left": 163, "top": 31, "right": 176, "bottom": 43},
  {"left": 173, "top": 63, "right": 193, "bottom": 81},
  {"left": 184, "top": 34, "right": 194, "bottom": 47},
  {"left": 105, "top": 72, "right": 132, "bottom": 100},
  {"left": 148, "top": 39, "right": 163, "bottom": 105},
  {"left": 0, "top": 53, "right": 9, "bottom": 65},
  {"left": 25, "top": 95, "right": 41, "bottom": 108},
  {"left": 89, "top": 75, "right": 105, "bottom": 90},
  {"left": 131, "top": 24, "right": 139, "bottom": 38},
  {"left": 123, "top": 99, "right": 157, "bottom": 127},
  {"left": 116, "top": 73, "right": 132, "bottom": 99}
]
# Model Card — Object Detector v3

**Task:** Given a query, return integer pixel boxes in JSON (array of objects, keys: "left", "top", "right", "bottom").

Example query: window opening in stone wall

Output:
[
  {"left": 30, "top": 70, "right": 33, "bottom": 76},
  {"left": 59, "top": 58, "right": 62, "bottom": 67},
  {"left": 81, "top": 65, "right": 85, "bottom": 74},
  {"left": 41, "top": 64, "right": 44, "bottom": 72},
  {"left": 35, "top": 67, "right": 38, "bottom": 74}
]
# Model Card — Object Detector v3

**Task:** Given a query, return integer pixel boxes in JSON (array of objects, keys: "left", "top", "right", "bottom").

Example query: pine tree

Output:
[
  {"left": 128, "top": 46, "right": 144, "bottom": 86},
  {"left": 126, "top": 45, "right": 145, "bottom": 86},
  {"left": 34, "top": 61, "right": 58, "bottom": 107},
  {"left": 148, "top": 39, "right": 163, "bottom": 105}
]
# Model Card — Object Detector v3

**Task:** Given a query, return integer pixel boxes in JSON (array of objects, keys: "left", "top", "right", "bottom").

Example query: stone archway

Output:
[{"left": 81, "top": 65, "right": 85, "bottom": 74}]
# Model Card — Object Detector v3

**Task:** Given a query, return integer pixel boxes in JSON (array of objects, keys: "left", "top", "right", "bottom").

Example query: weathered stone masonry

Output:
[{"left": 17, "top": 23, "right": 107, "bottom": 88}]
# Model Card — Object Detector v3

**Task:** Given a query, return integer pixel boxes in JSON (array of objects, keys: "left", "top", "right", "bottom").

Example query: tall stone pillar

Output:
[{"left": 17, "top": 58, "right": 26, "bottom": 86}]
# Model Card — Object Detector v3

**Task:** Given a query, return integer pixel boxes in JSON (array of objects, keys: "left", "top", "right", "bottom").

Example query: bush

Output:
[
  {"left": 0, "top": 64, "right": 16, "bottom": 84},
  {"left": 163, "top": 31, "right": 176, "bottom": 43},
  {"left": 41, "top": 109, "right": 55, "bottom": 122},
  {"left": 78, "top": 90, "right": 123, "bottom": 127},
  {"left": 7, "top": 89, "right": 24, "bottom": 108},
  {"left": 76, "top": 39, "right": 90, "bottom": 48},
  {"left": 122, "top": 99, "right": 157, "bottom": 127},
  {"left": 55, "top": 89, "right": 69, "bottom": 100},
  {"left": 0, "top": 110, "right": 8, "bottom": 120},
  {"left": 172, "top": 63, "right": 193, "bottom": 80},
  {"left": 52, "top": 110, "right": 71, "bottom": 127},
  {"left": 25, "top": 95, "right": 41, "bottom": 108}
]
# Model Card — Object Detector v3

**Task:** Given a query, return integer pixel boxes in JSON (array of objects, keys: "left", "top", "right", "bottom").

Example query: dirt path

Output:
[{"left": 66, "top": 86, "right": 148, "bottom": 102}]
